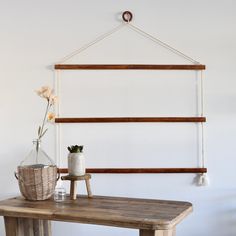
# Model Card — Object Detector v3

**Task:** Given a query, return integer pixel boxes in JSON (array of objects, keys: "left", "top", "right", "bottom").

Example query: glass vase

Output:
[{"left": 16, "top": 139, "right": 58, "bottom": 200}]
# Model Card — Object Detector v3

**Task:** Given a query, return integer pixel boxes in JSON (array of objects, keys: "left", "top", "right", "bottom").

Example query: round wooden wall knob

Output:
[{"left": 122, "top": 11, "right": 133, "bottom": 22}]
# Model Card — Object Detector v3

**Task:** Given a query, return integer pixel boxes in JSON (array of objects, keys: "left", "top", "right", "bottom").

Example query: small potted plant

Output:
[{"left": 67, "top": 145, "right": 85, "bottom": 176}]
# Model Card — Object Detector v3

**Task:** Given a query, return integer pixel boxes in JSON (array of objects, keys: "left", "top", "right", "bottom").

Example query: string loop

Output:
[{"left": 57, "top": 22, "right": 200, "bottom": 64}]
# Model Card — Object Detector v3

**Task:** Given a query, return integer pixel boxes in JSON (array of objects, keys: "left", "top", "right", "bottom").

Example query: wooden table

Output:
[{"left": 0, "top": 195, "right": 192, "bottom": 236}]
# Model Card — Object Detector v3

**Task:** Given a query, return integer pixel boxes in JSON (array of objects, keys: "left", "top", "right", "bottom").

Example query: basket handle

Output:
[
  {"left": 14, "top": 172, "right": 19, "bottom": 180},
  {"left": 14, "top": 172, "right": 25, "bottom": 183},
  {"left": 56, "top": 171, "right": 61, "bottom": 181}
]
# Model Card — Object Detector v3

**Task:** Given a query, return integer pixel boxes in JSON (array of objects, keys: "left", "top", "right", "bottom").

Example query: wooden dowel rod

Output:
[
  {"left": 58, "top": 168, "right": 207, "bottom": 174},
  {"left": 55, "top": 117, "right": 206, "bottom": 123},
  {"left": 54, "top": 64, "right": 206, "bottom": 70}
]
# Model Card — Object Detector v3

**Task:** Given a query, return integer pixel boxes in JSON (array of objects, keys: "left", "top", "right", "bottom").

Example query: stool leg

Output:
[
  {"left": 70, "top": 180, "right": 77, "bottom": 200},
  {"left": 85, "top": 179, "right": 93, "bottom": 198}
]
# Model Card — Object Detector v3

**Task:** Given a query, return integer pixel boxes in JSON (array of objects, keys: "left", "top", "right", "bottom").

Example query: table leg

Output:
[
  {"left": 4, "top": 217, "right": 17, "bottom": 236},
  {"left": 140, "top": 228, "right": 176, "bottom": 236},
  {"left": 4, "top": 216, "right": 51, "bottom": 236}
]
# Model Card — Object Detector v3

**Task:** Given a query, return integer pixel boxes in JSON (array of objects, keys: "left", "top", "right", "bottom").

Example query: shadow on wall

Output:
[
  {"left": 52, "top": 221, "right": 137, "bottom": 236},
  {"left": 217, "top": 194, "right": 236, "bottom": 236},
  {"left": 0, "top": 150, "right": 22, "bottom": 199},
  {"left": 194, "top": 193, "right": 236, "bottom": 236}
]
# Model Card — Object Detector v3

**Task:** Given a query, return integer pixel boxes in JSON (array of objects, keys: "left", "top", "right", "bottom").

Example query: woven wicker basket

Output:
[{"left": 16, "top": 165, "right": 57, "bottom": 201}]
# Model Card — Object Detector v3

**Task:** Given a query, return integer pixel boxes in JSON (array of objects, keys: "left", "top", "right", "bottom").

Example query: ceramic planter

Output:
[{"left": 68, "top": 152, "right": 85, "bottom": 176}]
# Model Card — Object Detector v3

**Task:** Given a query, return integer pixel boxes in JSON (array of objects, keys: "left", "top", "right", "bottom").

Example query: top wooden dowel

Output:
[
  {"left": 54, "top": 64, "right": 206, "bottom": 70},
  {"left": 55, "top": 117, "right": 206, "bottom": 123}
]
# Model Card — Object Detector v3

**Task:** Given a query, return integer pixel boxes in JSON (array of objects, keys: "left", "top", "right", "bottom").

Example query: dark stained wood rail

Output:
[
  {"left": 55, "top": 117, "right": 206, "bottom": 123},
  {"left": 54, "top": 64, "right": 206, "bottom": 70},
  {"left": 58, "top": 168, "right": 207, "bottom": 174}
]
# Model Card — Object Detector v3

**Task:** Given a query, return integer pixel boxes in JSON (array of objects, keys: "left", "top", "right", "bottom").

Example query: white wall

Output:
[{"left": 0, "top": 0, "right": 236, "bottom": 235}]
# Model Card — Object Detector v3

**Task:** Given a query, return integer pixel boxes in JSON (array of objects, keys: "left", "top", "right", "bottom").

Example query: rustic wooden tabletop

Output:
[{"left": 0, "top": 195, "right": 192, "bottom": 231}]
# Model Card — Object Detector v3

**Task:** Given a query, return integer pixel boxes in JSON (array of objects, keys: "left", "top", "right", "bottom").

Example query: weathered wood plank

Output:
[
  {"left": 4, "top": 216, "right": 18, "bottom": 236},
  {"left": 0, "top": 196, "right": 192, "bottom": 230},
  {"left": 4, "top": 216, "right": 51, "bottom": 236}
]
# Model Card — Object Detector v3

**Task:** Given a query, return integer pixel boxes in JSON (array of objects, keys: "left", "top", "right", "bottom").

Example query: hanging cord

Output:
[
  {"left": 54, "top": 70, "right": 63, "bottom": 188},
  {"left": 126, "top": 23, "right": 200, "bottom": 65},
  {"left": 200, "top": 70, "right": 204, "bottom": 116},
  {"left": 200, "top": 123, "right": 205, "bottom": 168},
  {"left": 58, "top": 23, "right": 127, "bottom": 64},
  {"left": 55, "top": 70, "right": 61, "bottom": 117},
  {"left": 197, "top": 70, "right": 209, "bottom": 186},
  {"left": 200, "top": 70, "right": 206, "bottom": 169},
  {"left": 200, "top": 70, "right": 205, "bottom": 168},
  {"left": 57, "top": 21, "right": 200, "bottom": 64},
  {"left": 55, "top": 17, "right": 206, "bottom": 187}
]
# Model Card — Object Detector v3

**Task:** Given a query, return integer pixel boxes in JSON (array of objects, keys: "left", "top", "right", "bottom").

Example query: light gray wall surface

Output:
[{"left": 0, "top": 1, "right": 236, "bottom": 235}]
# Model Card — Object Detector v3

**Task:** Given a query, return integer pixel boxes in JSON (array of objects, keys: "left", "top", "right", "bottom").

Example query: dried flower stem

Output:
[
  {"left": 38, "top": 101, "right": 51, "bottom": 141},
  {"left": 35, "top": 86, "right": 57, "bottom": 148}
]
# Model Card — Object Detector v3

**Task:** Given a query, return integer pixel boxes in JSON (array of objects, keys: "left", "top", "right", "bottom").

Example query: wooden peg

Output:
[{"left": 122, "top": 11, "right": 133, "bottom": 22}]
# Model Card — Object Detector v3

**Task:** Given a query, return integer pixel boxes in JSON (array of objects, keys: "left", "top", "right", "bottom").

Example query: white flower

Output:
[
  {"left": 49, "top": 95, "right": 58, "bottom": 105},
  {"left": 36, "top": 86, "right": 53, "bottom": 101},
  {"left": 35, "top": 86, "right": 57, "bottom": 140}
]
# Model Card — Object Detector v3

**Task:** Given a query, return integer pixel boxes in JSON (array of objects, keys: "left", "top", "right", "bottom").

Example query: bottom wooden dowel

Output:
[{"left": 58, "top": 167, "right": 207, "bottom": 174}]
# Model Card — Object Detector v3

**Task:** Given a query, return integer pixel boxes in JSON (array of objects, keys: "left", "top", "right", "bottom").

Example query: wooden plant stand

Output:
[{"left": 61, "top": 173, "right": 92, "bottom": 200}]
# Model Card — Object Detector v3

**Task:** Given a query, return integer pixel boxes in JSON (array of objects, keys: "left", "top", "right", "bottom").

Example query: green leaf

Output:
[
  {"left": 67, "top": 145, "right": 83, "bottom": 153},
  {"left": 40, "top": 128, "right": 48, "bottom": 138},
  {"left": 38, "top": 126, "right": 41, "bottom": 136}
]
